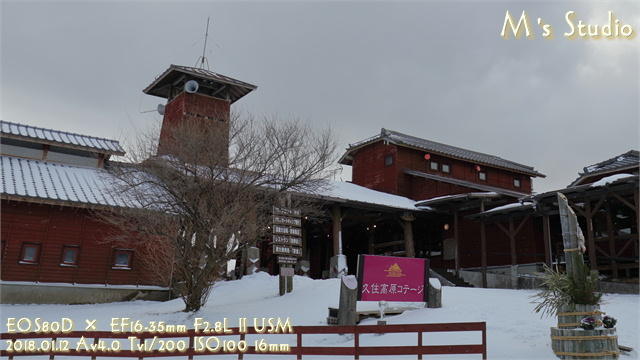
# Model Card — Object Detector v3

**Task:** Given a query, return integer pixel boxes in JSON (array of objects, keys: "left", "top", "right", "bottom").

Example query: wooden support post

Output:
[
  {"left": 605, "top": 199, "right": 618, "bottom": 279},
  {"left": 453, "top": 208, "right": 460, "bottom": 274},
  {"left": 480, "top": 201, "right": 487, "bottom": 288},
  {"left": 542, "top": 214, "right": 552, "bottom": 267},
  {"left": 332, "top": 204, "right": 342, "bottom": 256},
  {"left": 287, "top": 266, "right": 294, "bottom": 293},
  {"left": 509, "top": 218, "right": 517, "bottom": 266},
  {"left": 401, "top": 212, "right": 416, "bottom": 257},
  {"left": 367, "top": 223, "right": 375, "bottom": 255},
  {"left": 583, "top": 199, "right": 597, "bottom": 271}
]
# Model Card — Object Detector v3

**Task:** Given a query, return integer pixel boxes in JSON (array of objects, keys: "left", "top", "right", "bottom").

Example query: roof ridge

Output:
[
  {"left": 1, "top": 120, "right": 125, "bottom": 155},
  {"left": 380, "top": 128, "right": 541, "bottom": 174},
  {"left": 1, "top": 120, "right": 121, "bottom": 145},
  {"left": 582, "top": 149, "right": 639, "bottom": 174}
]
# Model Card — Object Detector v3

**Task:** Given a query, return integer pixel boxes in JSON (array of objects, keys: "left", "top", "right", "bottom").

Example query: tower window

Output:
[{"left": 384, "top": 155, "right": 394, "bottom": 166}]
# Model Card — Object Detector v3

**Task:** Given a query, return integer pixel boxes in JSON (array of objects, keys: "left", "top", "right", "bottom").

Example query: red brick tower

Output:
[{"left": 143, "top": 65, "right": 257, "bottom": 159}]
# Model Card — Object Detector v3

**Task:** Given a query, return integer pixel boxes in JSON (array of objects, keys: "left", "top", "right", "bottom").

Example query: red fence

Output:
[{"left": 1, "top": 322, "right": 486, "bottom": 360}]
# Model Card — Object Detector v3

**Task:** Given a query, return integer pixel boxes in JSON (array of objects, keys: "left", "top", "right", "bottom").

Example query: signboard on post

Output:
[
  {"left": 356, "top": 255, "right": 429, "bottom": 303},
  {"left": 272, "top": 206, "right": 303, "bottom": 265},
  {"left": 272, "top": 206, "right": 303, "bottom": 296}
]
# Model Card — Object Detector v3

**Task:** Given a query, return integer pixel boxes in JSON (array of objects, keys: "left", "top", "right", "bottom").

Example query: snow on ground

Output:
[{"left": 1, "top": 272, "right": 638, "bottom": 360}]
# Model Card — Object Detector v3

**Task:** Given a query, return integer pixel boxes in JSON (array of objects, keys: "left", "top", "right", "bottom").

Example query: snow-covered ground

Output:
[{"left": 1, "top": 272, "right": 638, "bottom": 359}]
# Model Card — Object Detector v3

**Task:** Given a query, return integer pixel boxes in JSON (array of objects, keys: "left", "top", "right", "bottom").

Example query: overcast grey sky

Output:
[{"left": 1, "top": 1, "right": 638, "bottom": 194}]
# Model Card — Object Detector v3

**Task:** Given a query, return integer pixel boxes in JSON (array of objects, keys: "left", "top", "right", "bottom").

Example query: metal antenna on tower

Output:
[{"left": 196, "top": 16, "right": 211, "bottom": 69}]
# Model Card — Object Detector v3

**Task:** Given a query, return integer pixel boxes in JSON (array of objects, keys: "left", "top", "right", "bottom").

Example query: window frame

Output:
[
  {"left": 514, "top": 178, "right": 522, "bottom": 188},
  {"left": 60, "top": 245, "right": 80, "bottom": 267},
  {"left": 478, "top": 171, "right": 487, "bottom": 182},
  {"left": 441, "top": 163, "right": 451, "bottom": 174},
  {"left": 112, "top": 249, "right": 134, "bottom": 270},
  {"left": 19, "top": 243, "right": 42, "bottom": 265},
  {"left": 384, "top": 155, "right": 394, "bottom": 167},
  {"left": 430, "top": 161, "right": 439, "bottom": 171}
]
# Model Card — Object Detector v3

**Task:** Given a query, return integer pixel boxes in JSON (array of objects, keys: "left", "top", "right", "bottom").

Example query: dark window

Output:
[
  {"left": 20, "top": 243, "right": 41, "bottom": 264},
  {"left": 60, "top": 246, "right": 80, "bottom": 266},
  {"left": 384, "top": 155, "right": 393, "bottom": 166},
  {"left": 514, "top": 179, "right": 521, "bottom": 188},
  {"left": 112, "top": 249, "right": 133, "bottom": 270},
  {"left": 430, "top": 161, "right": 439, "bottom": 171},
  {"left": 478, "top": 171, "right": 487, "bottom": 181},
  {"left": 441, "top": 164, "right": 451, "bottom": 173}
]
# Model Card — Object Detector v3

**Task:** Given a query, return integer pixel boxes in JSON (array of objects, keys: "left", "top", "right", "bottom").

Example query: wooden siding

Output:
[
  {"left": 158, "top": 91, "right": 231, "bottom": 156},
  {"left": 351, "top": 140, "right": 533, "bottom": 201},
  {"left": 0, "top": 200, "right": 163, "bottom": 286},
  {"left": 351, "top": 141, "right": 399, "bottom": 195}
]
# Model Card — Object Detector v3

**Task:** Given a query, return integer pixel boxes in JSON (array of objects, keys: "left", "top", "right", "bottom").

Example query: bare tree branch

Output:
[{"left": 100, "top": 111, "right": 338, "bottom": 311}]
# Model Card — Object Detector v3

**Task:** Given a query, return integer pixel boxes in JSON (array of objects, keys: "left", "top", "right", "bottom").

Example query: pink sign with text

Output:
[{"left": 357, "top": 255, "right": 429, "bottom": 302}]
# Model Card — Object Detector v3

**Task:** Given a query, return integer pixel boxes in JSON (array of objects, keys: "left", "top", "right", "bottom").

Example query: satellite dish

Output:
[
  {"left": 157, "top": 104, "right": 165, "bottom": 115},
  {"left": 185, "top": 80, "right": 199, "bottom": 93}
]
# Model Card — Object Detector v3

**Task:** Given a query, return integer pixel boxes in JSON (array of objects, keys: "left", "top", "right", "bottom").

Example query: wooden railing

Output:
[{"left": 1, "top": 322, "right": 486, "bottom": 360}]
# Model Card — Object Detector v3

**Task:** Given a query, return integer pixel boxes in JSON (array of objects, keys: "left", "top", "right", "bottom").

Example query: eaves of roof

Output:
[
  {"left": 1, "top": 120, "right": 125, "bottom": 156},
  {"left": 404, "top": 169, "right": 530, "bottom": 199},
  {"left": 143, "top": 64, "right": 257, "bottom": 104}
]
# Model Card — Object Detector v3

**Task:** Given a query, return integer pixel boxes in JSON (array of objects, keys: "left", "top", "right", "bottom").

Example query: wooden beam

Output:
[
  {"left": 454, "top": 208, "right": 460, "bottom": 274},
  {"left": 332, "top": 204, "right": 342, "bottom": 256},
  {"left": 480, "top": 199, "right": 487, "bottom": 288},
  {"left": 584, "top": 199, "right": 598, "bottom": 271},
  {"left": 611, "top": 192, "right": 636, "bottom": 212},
  {"left": 543, "top": 214, "right": 551, "bottom": 267},
  {"left": 605, "top": 199, "right": 618, "bottom": 279},
  {"left": 509, "top": 219, "right": 517, "bottom": 266}
]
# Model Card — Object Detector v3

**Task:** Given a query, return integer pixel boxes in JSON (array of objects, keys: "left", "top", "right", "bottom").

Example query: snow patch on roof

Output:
[
  {"left": 590, "top": 173, "right": 635, "bottom": 188},
  {"left": 320, "top": 181, "right": 420, "bottom": 211}
]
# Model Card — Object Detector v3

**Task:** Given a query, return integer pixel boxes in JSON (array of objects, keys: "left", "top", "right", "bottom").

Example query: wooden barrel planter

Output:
[
  {"left": 552, "top": 304, "right": 619, "bottom": 359},
  {"left": 551, "top": 327, "right": 619, "bottom": 359},
  {"left": 557, "top": 304, "right": 604, "bottom": 329}
]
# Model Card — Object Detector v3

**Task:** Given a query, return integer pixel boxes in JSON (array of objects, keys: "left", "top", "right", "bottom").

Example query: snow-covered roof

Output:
[
  {"left": 590, "top": 173, "right": 636, "bottom": 188},
  {"left": 1, "top": 120, "right": 125, "bottom": 156},
  {"left": 1, "top": 156, "right": 125, "bottom": 207},
  {"left": 1, "top": 153, "right": 422, "bottom": 212},
  {"left": 569, "top": 150, "right": 639, "bottom": 187},
  {"left": 340, "top": 128, "right": 545, "bottom": 178},
  {"left": 315, "top": 180, "right": 423, "bottom": 211}
]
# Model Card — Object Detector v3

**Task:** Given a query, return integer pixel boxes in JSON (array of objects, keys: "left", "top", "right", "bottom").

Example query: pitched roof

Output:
[
  {"left": 143, "top": 64, "right": 257, "bottom": 104},
  {"left": 1, "top": 120, "right": 125, "bottom": 156},
  {"left": 1, "top": 156, "right": 125, "bottom": 207},
  {"left": 569, "top": 150, "right": 639, "bottom": 187},
  {"left": 340, "top": 128, "right": 545, "bottom": 178},
  {"left": 1, "top": 153, "right": 424, "bottom": 212}
]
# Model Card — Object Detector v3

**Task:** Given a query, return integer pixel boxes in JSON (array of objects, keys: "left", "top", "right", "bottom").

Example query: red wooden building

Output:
[
  {"left": 339, "top": 128, "right": 548, "bottom": 276},
  {"left": 0, "top": 120, "right": 173, "bottom": 303}
]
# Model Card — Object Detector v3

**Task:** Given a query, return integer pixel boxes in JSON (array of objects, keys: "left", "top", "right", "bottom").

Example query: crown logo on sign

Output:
[{"left": 384, "top": 263, "right": 406, "bottom": 277}]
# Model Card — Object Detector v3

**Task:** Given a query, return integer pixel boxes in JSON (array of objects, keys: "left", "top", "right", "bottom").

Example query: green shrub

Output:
[{"left": 532, "top": 264, "right": 602, "bottom": 318}]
